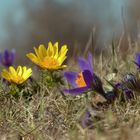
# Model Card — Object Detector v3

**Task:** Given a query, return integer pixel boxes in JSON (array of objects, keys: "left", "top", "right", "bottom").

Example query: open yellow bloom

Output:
[
  {"left": 26, "top": 42, "right": 68, "bottom": 70},
  {"left": 1, "top": 66, "right": 32, "bottom": 84}
]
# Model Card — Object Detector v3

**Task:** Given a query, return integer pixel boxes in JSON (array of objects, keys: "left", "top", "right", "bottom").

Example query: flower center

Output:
[
  {"left": 75, "top": 72, "right": 87, "bottom": 87},
  {"left": 11, "top": 76, "right": 24, "bottom": 84},
  {"left": 42, "top": 57, "right": 59, "bottom": 68}
]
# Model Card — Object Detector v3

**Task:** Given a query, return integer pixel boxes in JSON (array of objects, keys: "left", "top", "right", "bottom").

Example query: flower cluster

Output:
[
  {"left": 0, "top": 42, "right": 67, "bottom": 85},
  {"left": 0, "top": 43, "right": 139, "bottom": 102},
  {"left": 1, "top": 41, "right": 140, "bottom": 129}
]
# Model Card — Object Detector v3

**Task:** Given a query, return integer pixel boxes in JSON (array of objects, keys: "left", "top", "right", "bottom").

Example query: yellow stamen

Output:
[
  {"left": 75, "top": 72, "right": 87, "bottom": 87},
  {"left": 42, "top": 57, "right": 59, "bottom": 69}
]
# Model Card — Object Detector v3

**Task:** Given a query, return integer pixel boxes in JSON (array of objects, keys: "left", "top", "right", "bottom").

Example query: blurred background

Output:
[{"left": 0, "top": 0, "right": 140, "bottom": 63}]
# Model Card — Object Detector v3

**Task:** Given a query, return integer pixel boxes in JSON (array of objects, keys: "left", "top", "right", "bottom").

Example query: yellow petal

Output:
[
  {"left": 49, "top": 65, "right": 67, "bottom": 70},
  {"left": 38, "top": 44, "right": 47, "bottom": 58},
  {"left": 47, "top": 42, "right": 54, "bottom": 57},
  {"left": 58, "top": 45, "right": 68, "bottom": 58},
  {"left": 1, "top": 66, "right": 32, "bottom": 85},
  {"left": 22, "top": 67, "right": 32, "bottom": 80},
  {"left": 26, "top": 53, "right": 39, "bottom": 64},
  {"left": 17, "top": 66, "right": 22, "bottom": 76},
  {"left": 34, "top": 47, "right": 42, "bottom": 60},
  {"left": 61, "top": 65, "right": 67, "bottom": 68},
  {"left": 9, "top": 66, "right": 17, "bottom": 77},
  {"left": 53, "top": 42, "right": 58, "bottom": 58},
  {"left": 58, "top": 56, "right": 67, "bottom": 65},
  {"left": 56, "top": 65, "right": 67, "bottom": 69},
  {"left": 57, "top": 45, "right": 68, "bottom": 65},
  {"left": 1, "top": 70, "right": 11, "bottom": 81},
  {"left": 22, "top": 66, "right": 27, "bottom": 78}
]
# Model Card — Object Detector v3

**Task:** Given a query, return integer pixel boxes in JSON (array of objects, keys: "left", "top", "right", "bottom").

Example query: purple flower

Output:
[
  {"left": 135, "top": 53, "right": 140, "bottom": 69},
  {"left": 78, "top": 53, "right": 93, "bottom": 73},
  {"left": 124, "top": 89, "right": 134, "bottom": 99},
  {"left": 0, "top": 49, "right": 15, "bottom": 67},
  {"left": 81, "top": 110, "right": 93, "bottom": 128},
  {"left": 115, "top": 82, "right": 124, "bottom": 90},
  {"left": 80, "top": 107, "right": 102, "bottom": 129},
  {"left": 64, "top": 53, "right": 106, "bottom": 97},
  {"left": 123, "top": 73, "right": 138, "bottom": 89},
  {"left": 123, "top": 73, "right": 136, "bottom": 84},
  {"left": 115, "top": 82, "right": 134, "bottom": 100}
]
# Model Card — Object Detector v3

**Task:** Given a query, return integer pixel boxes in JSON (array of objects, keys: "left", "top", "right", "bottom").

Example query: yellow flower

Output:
[
  {"left": 1, "top": 66, "right": 32, "bottom": 84},
  {"left": 26, "top": 42, "right": 68, "bottom": 70}
]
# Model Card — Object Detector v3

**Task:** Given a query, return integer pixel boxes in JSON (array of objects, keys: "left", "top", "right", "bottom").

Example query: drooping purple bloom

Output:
[
  {"left": 105, "top": 78, "right": 134, "bottom": 102},
  {"left": 0, "top": 49, "right": 15, "bottom": 67},
  {"left": 135, "top": 53, "right": 140, "bottom": 69},
  {"left": 78, "top": 53, "right": 93, "bottom": 73},
  {"left": 64, "top": 53, "right": 106, "bottom": 97}
]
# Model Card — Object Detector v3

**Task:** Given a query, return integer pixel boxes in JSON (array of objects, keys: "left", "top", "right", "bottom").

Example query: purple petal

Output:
[
  {"left": 115, "top": 82, "right": 123, "bottom": 89},
  {"left": 0, "top": 52, "right": 2, "bottom": 65},
  {"left": 81, "top": 111, "right": 92, "bottom": 128},
  {"left": 64, "top": 71, "right": 77, "bottom": 87},
  {"left": 124, "top": 89, "right": 134, "bottom": 99},
  {"left": 4, "top": 50, "right": 10, "bottom": 59},
  {"left": 78, "top": 57, "right": 93, "bottom": 73},
  {"left": 2, "top": 49, "right": 15, "bottom": 67},
  {"left": 11, "top": 49, "right": 16, "bottom": 62},
  {"left": 82, "top": 70, "right": 93, "bottom": 87},
  {"left": 135, "top": 53, "right": 140, "bottom": 68},
  {"left": 88, "top": 52, "right": 93, "bottom": 71},
  {"left": 4, "top": 50, "right": 10, "bottom": 65},
  {"left": 64, "top": 87, "right": 89, "bottom": 95}
]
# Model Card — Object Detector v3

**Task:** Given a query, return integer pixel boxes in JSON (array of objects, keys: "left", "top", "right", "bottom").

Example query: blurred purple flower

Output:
[
  {"left": 123, "top": 73, "right": 136, "bottom": 85},
  {"left": 64, "top": 53, "right": 106, "bottom": 97},
  {"left": 124, "top": 89, "right": 134, "bottom": 99},
  {"left": 81, "top": 110, "right": 93, "bottom": 128},
  {"left": 115, "top": 82, "right": 124, "bottom": 89},
  {"left": 135, "top": 53, "right": 140, "bottom": 69},
  {"left": 115, "top": 82, "right": 134, "bottom": 100},
  {"left": 80, "top": 108, "right": 102, "bottom": 129},
  {"left": 0, "top": 49, "right": 15, "bottom": 67},
  {"left": 122, "top": 73, "right": 140, "bottom": 91}
]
